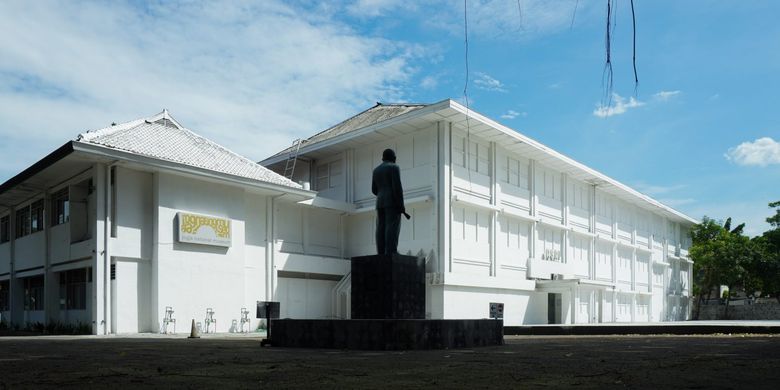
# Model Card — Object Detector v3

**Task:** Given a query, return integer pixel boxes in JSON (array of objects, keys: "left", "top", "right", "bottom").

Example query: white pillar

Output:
[
  {"left": 92, "top": 163, "right": 107, "bottom": 335},
  {"left": 489, "top": 141, "right": 497, "bottom": 277},
  {"left": 437, "top": 121, "right": 451, "bottom": 276}
]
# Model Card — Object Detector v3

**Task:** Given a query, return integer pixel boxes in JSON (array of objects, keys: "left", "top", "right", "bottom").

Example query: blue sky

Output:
[{"left": 1, "top": 1, "right": 778, "bottom": 235}]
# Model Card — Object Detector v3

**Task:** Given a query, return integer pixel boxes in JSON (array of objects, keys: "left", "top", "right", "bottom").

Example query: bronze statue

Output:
[{"left": 371, "top": 149, "right": 410, "bottom": 255}]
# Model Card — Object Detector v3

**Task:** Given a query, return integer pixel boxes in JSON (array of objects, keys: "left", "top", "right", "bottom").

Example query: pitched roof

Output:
[
  {"left": 77, "top": 110, "right": 301, "bottom": 189},
  {"left": 265, "top": 102, "right": 428, "bottom": 161}
]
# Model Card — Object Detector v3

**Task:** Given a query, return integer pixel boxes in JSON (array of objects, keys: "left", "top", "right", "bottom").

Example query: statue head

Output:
[{"left": 382, "top": 148, "right": 396, "bottom": 163}]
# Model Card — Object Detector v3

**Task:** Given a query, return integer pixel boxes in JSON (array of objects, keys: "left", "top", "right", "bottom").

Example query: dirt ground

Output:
[{"left": 0, "top": 334, "right": 778, "bottom": 389}]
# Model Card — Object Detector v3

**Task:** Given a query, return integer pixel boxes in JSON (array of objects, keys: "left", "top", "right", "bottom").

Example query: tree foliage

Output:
[{"left": 690, "top": 201, "right": 780, "bottom": 318}]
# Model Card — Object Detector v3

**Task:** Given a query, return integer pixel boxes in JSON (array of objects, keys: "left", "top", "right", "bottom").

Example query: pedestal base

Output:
[
  {"left": 269, "top": 319, "right": 504, "bottom": 350},
  {"left": 351, "top": 254, "right": 425, "bottom": 319}
]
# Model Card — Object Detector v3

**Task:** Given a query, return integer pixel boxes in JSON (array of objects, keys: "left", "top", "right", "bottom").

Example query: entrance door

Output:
[{"left": 547, "top": 293, "right": 562, "bottom": 324}]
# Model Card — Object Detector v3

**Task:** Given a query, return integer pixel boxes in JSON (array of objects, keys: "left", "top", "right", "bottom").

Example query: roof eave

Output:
[
  {"left": 72, "top": 142, "right": 315, "bottom": 199},
  {"left": 445, "top": 99, "right": 699, "bottom": 225},
  {"left": 0, "top": 141, "right": 74, "bottom": 198}
]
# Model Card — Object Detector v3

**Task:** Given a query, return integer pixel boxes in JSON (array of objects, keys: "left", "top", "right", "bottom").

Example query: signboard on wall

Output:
[{"left": 177, "top": 212, "right": 231, "bottom": 247}]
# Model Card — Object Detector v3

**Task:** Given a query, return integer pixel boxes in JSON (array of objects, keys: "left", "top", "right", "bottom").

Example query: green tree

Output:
[
  {"left": 750, "top": 201, "right": 780, "bottom": 303},
  {"left": 689, "top": 216, "right": 755, "bottom": 319},
  {"left": 689, "top": 217, "right": 723, "bottom": 319}
]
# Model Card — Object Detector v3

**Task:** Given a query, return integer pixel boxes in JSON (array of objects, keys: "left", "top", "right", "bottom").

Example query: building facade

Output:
[
  {"left": 0, "top": 111, "right": 347, "bottom": 334},
  {"left": 0, "top": 100, "right": 695, "bottom": 334},
  {"left": 262, "top": 99, "right": 695, "bottom": 325}
]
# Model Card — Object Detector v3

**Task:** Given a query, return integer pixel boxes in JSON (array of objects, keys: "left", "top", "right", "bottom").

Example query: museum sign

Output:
[{"left": 177, "top": 212, "right": 232, "bottom": 247}]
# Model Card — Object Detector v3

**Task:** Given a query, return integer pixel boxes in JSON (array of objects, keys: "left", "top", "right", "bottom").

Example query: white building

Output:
[
  {"left": 0, "top": 111, "right": 344, "bottom": 334},
  {"left": 261, "top": 99, "right": 695, "bottom": 325},
  {"left": 0, "top": 99, "right": 695, "bottom": 334}
]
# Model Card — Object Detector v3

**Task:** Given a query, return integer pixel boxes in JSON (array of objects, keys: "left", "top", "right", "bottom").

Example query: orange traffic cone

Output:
[{"left": 188, "top": 319, "right": 200, "bottom": 339}]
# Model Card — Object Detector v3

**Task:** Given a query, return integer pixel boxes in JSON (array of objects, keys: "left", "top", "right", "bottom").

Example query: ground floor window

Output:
[
  {"left": 60, "top": 268, "right": 88, "bottom": 310},
  {"left": 24, "top": 276, "right": 44, "bottom": 311},
  {"left": 0, "top": 280, "right": 9, "bottom": 311}
]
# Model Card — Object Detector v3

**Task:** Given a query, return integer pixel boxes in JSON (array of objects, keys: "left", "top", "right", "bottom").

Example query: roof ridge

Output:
[
  {"left": 77, "top": 110, "right": 169, "bottom": 142},
  {"left": 303, "top": 102, "right": 429, "bottom": 144}
]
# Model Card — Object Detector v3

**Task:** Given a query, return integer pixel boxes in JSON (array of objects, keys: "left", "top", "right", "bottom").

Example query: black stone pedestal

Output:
[
  {"left": 267, "top": 253, "right": 504, "bottom": 350},
  {"left": 351, "top": 254, "right": 425, "bottom": 319}
]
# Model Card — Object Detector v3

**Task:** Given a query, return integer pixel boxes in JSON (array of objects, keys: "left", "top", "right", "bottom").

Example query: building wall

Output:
[{"left": 153, "top": 172, "right": 261, "bottom": 333}]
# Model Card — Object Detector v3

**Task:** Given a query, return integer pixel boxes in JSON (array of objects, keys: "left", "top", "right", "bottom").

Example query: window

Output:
[
  {"left": 315, "top": 160, "right": 343, "bottom": 191},
  {"left": 24, "top": 276, "right": 44, "bottom": 311},
  {"left": 51, "top": 187, "right": 69, "bottom": 226},
  {"left": 538, "top": 167, "right": 561, "bottom": 200},
  {"left": 452, "top": 134, "right": 489, "bottom": 175},
  {"left": 59, "top": 269, "right": 88, "bottom": 310},
  {"left": 15, "top": 206, "right": 31, "bottom": 238},
  {"left": 0, "top": 215, "right": 9, "bottom": 243},
  {"left": 502, "top": 156, "right": 528, "bottom": 189},
  {"left": 468, "top": 140, "right": 490, "bottom": 175},
  {"left": 30, "top": 199, "right": 44, "bottom": 233},
  {"left": 0, "top": 280, "right": 9, "bottom": 311}
]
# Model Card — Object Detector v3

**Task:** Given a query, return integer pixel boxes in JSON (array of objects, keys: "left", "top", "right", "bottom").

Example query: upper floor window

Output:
[
  {"left": 538, "top": 167, "right": 561, "bottom": 200},
  {"left": 15, "top": 205, "right": 31, "bottom": 238},
  {"left": 0, "top": 215, "right": 9, "bottom": 243},
  {"left": 30, "top": 199, "right": 44, "bottom": 233},
  {"left": 51, "top": 187, "right": 69, "bottom": 226},
  {"left": 316, "top": 159, "right": 343, "bottom": 191},
  {"left": 453, "top": 135, "right": 490, "bottom": 175},
  {"left": 501, "top": 156, "right": 529, "bottom": 189}
]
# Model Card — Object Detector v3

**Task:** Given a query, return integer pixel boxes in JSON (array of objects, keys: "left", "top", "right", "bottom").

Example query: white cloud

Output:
[
  {"left": 500, "top": 110, "right": 527, "bottom": 119},
  {"left": 725, "top": 137, "right": 780, "bottom": 167},
  {"left": 593, "top": 94, "right": 645, "bottom": 118},
  {"left": 473, "top": 72, "right": 506, "bottom": 92},
  {"left": 0, "top": 1, "right": 429, "bottom": 181},
  {"left": 420, "top": 76, "right": 438, "bottom": 89},
  {"left": 653, "top": 90, "right": 681, "bottom": 101}
]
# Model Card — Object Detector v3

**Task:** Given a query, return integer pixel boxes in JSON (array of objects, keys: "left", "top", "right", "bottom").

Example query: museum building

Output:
[{"left": 0, "top": 99, "right": 695, "bottom": 334}]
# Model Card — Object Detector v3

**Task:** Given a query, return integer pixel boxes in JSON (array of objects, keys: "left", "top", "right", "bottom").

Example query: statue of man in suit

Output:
[{"left": 372, "top": 149, "right": 410, "bottom": 255}]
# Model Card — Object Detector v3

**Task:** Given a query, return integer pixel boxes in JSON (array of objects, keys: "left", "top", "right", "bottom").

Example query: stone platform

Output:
[
  {"left": 269, "top": 319, "right": 504, "bottom": 350},
  {"left": 351, "top": 254, "right": 425, "bottom": 319}
]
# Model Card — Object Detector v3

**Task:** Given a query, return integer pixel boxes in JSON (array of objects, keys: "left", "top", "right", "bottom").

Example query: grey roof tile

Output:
[
  {"left": 267, "top": 103, "right": 428, "bottom": 161},
  {"left": 77, "top": 112, "right": 301, "bottom": 189}
]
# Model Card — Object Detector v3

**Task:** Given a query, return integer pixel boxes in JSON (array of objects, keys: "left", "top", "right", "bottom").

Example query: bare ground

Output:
[{"left": 0, "top": 334, "right": 778, "bottom": 389}]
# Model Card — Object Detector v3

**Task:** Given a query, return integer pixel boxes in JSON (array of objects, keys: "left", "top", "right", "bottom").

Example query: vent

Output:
[{"left": 110, "top": 264, "right": 116, "bottom": 280}]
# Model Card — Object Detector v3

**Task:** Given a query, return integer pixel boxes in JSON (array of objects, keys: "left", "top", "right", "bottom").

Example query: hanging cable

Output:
[
  {"left": 631, "top": 0, "right": 639, "bottom": 95},
  {"left": 602, "top": 0, "right": 614, "bottom": 107},
  {"left": 463, "top": 0, "right": 473, "bottom": 191}
]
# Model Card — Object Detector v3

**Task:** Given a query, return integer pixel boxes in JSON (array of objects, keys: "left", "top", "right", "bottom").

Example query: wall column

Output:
[
  {"left": 437, "top": 121, "right": 451, "bottom": 276},
  {"left": 489, "top": 141, "right": 497, "bottom": 277},
  {"left": 92, "top": 163, "right": 106, "bottom": 334}
]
